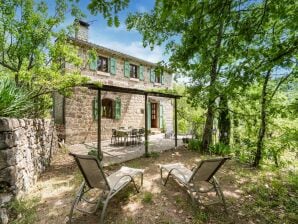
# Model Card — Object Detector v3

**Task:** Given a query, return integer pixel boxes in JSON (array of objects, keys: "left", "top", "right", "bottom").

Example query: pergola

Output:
[{"left": 83, "top": 83, "right": 182, "bottom": 160}]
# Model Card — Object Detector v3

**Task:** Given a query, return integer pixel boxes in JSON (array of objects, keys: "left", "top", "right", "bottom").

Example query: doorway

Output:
[{"left": 151, "top": 103, "right": 158, "bottom": 128}]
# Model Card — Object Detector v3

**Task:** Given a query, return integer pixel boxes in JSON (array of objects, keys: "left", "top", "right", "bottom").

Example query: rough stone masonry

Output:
[{"left": 0, "top": 118, "right": 58, "bottom": 224}]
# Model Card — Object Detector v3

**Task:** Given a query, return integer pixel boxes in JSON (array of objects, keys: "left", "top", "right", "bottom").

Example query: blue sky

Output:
[{"left": 56, "top": 0, "right": 167, "bottom": 63}]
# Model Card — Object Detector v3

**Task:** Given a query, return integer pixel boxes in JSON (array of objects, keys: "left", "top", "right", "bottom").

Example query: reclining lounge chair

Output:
[
  {"left": 68, "top": 153, "right": 144, "bottom": 223},
  {"left": 160, "top": 157, "right": 230, "bottom": 213}
]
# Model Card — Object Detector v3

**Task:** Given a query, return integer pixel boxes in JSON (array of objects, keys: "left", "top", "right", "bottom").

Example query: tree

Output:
[
  {"left": 0, "top": 0, "right": 90, "bottom": 117},
  {"left": 236, "top": 0, "right": 298, "bottom": 166},
  {"left": 126, "top": 0, "right": 270, "bottom": 152}
]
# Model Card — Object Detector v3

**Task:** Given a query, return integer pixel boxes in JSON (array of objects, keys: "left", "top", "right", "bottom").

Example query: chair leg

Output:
[
  {"left": 212, "top": 177, "right": 228, "bottom": 214},
  {"left": 131, "top": 172, "right": 143, "bottom": 193},
  {"left": 100, "top": 196, "right": 111, "bottom": 224},
  {"left": 68, "top": 182, "right": 85, "bottom": 223},
  {"left": 160, "top": 168, "right": 171, "bottom": 186}
]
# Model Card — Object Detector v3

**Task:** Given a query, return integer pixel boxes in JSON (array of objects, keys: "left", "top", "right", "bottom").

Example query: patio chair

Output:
[
  {"left": 160, "top": 157, "right": 230, "bottom": 213},
  {"left": 129, "top": 129, "right": 139, "bottom": 145},
  {"left": 111, "top": 129, "right": 118, "bottom": 145},
  {"left": 68, "top": 153, "right": 144, "bottom": 224},
  {"left": 137, "top": 128, "right": 145, "bottom": 143}
]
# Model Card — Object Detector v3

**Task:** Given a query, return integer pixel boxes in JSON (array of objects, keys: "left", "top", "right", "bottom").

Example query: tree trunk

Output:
[
  {"left": 253, "top": 70, "right": 271, "bottom": 167},
  {"left": 218, "top": 95, "right": 230, "bottom": 145},
  {"left": 201, "top": 20, "right": 224, "bottom": 152},
  {"left": 202, "top": 104, "right": 214, "bottom": 151}
]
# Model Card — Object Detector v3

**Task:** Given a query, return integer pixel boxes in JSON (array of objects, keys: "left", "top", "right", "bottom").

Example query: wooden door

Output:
[{"left": 151, "top": 103, "right": 158, "bottom": 128}]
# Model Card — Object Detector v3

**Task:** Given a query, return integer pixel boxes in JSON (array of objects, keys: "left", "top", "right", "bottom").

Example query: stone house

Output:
[{"left": 54, "top": 21, "right": 174, "bottom": 144}]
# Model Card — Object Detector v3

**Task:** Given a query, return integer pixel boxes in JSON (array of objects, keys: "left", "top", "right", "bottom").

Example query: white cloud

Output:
[{"left": 91, "top": 38, "right": 165, "bottom": 63}]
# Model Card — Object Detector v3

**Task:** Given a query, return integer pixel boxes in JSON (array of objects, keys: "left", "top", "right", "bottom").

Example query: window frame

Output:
[
  {"left": 130, "top": 64, "right": 138, "bottom": 79},
  {"left": 102, "top": 98, "right": 113, "bottom": 119},
  {"left": 97, "top": 56, "right": 109, "bottom": 72}
]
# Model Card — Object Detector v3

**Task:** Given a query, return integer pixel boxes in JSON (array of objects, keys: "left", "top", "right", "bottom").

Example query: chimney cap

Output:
[{"left": 75, "top": 19, "right": 90, "bottom": 27}]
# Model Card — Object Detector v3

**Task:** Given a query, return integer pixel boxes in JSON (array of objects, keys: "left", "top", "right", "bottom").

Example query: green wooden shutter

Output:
[
  {"left": 124, "top": 61, "right": 130, "bottom": 77},
  {"left": 89, "top": 53, "right": 97, "bottom": 71},
  {"left": 92, "top": 97, "right": 98, "bottom": 120},
  {"left": 114, "top": 97, "right": 121, "bottom": 120},
  {"left": 147, "top": 102, "right": 151, "bottom": 129},
  {"left": 161, "top": 71, "right": 165, "bottom": 84},
  {"left": 159, "top": 104, "right": 163, "bottom": 128},
  {"left": 139, "top": 66, "right": 144, "bottom": 80},
  {"left": 150, "top": 69, "right": 155, "bottom": 83},
  {"left": 109, "top": 57, "right": 117, "bottom": 75}
]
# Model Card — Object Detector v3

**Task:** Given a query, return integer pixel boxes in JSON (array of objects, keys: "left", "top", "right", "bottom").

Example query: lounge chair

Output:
[
  {"left": 160, "top": 157, "right": 230, "bottom": 213},
  {"left": 68, "top": 153, "right": 144, "bottom": 223}
]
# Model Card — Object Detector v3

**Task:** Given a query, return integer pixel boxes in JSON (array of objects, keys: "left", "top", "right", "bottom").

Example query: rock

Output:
[
  {"left": 0, "top": 208, "right": 9, "bottom": 224},
  {"left": 0, "top": 193, "right": 13, "bottom": 205}
]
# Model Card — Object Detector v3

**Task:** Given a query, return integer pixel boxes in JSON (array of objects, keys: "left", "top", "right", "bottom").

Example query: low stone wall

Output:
[{"left": 0, "top": 118, "right": 58, "bottom": 224}]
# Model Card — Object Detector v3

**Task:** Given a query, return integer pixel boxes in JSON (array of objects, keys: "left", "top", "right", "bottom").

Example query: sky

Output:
[{"left": 56, "top": 0, "right": 167, "bottom": 64}]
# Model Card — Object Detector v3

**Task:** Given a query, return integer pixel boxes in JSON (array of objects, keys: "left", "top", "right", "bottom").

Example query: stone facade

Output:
[
  {"left": 0, "top": 118, "right": 58, "bottom": 224},
  {"left": 55, "top": 21, "right": 174, "bottom": 144},
  {"left": 62, "top": 87, "right": 173, "bottom": 144}
]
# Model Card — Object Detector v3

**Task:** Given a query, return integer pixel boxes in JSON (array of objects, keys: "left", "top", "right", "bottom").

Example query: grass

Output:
[
  {"left": 8, "top": 197, "right": 40, "bottom": 224},
  {"left": 28, "top": 146, "right": 298, "bottom": 224},
  {"left": 142, "top": 192, "right": 153, "bottom": 203}
]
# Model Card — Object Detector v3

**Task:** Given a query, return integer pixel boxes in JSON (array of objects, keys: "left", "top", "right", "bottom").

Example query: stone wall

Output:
[
  {"left": 60, "top": 35, "right": 175, "bottom": 145},
  {"left": 0, "top": 118, "right": 58, "bottom": 224},
  {"left": 62, "top": 87, "right": 174, "bottom": 144}
]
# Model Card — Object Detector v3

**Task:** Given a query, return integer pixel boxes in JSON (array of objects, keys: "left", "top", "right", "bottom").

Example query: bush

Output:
[
  {"left": 188, "top": 139, "right": 202, "bottom": 151},
  {"left": 209, "top": 143, "right": 231, "bottom": 156},
  {"left": 8, "top": 197, "right": 40, "bottom": 224},
  {"left": 0, "top": 77, "right": 34, "bottom": 117}
]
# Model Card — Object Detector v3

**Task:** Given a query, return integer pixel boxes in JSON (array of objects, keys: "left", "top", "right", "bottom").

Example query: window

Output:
[
  {"left": 130, "top": 64, "right": 138, "bottom": 78},
  {"left": 97, "top": 56, "right": 108, "bottom": 72},
  {"left": 155, "top": 73, "right": 162, "bottom": 83},
  {"left": 102, "top": 98, "right": 113, "bottom": 118}
]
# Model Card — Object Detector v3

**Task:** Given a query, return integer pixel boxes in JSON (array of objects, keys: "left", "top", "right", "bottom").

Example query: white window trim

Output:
[
  {"left": 97, "top": 70, "right": 110, "bottom": 77},
  {"left": 129, "top": 78, "right": 139, "bottom": 82}
]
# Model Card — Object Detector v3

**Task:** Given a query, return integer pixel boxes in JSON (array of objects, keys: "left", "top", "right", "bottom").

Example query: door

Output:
[{"left": 151, "top": 103, "right": 158, "bottom": 128}]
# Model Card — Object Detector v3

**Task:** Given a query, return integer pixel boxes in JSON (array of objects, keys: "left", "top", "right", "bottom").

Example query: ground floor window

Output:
[{"left": 102, "top": 98, "right": 113, "bottom": 118}]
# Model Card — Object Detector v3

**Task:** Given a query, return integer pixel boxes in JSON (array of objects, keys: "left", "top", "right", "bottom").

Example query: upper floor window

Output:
[
  {"left": 130, "top": 64, "right": 138, "bottom": 78},
  {"left": 155, "top": 73, "right": 162, "bottom": 83},
  {"left": 97, "top": 56, "right": 108, "bottom": 72},
  {"left": 150, "top": 68, "right": 164, "bottom": 84}
]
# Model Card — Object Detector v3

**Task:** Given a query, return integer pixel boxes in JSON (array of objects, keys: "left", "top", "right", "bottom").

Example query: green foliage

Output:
[
  {"left": 147, "top": 151, "right": 160, "bottom": 158},
  {"left": 187, "top": 139, "right": 201, "bottom": 152},
  {"left": 209, "top": 143, "right": 231, "bottom": 156},
  {"left": 0, "top": 77, "right": 35, "bottom": 117},
  {"left": 87, "top": 149, "right": 98, "bottom": 157},
  {"left": 9, "top": 197, "right": 40, "bottom": 224},
  {"left": 241, "top": 170, "right": 298, "bottom": 223},
  {"left": 87, "top": 0, "right": 129, "bottom": 27},
  {"left": 0, "top": 0, "right": 89, "bottom": 117},
  {"left": 142, "top": 191, "right": 153, "bottom": 203}
]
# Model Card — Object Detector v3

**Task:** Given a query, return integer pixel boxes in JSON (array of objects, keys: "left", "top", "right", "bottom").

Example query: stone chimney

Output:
[{"left": 74, "top": 20, "right": 89, "bottom": 42}]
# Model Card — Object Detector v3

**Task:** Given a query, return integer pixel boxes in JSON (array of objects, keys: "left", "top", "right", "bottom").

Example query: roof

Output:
[
  {"left": 68, "top": 37, "right": 157, "bottom": 68},
  {"left": 82, "top": 83, "right": 182, "bottom": 99}
]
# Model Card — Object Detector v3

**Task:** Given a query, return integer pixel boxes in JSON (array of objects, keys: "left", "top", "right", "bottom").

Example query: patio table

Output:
[{"left": 115, "top": 128, "right": 132, "bottom": 145}]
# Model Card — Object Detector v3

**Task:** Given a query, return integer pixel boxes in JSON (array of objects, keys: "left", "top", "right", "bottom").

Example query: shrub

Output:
[
  {"left": 8, "top": 197, "right": 40, "bottom": 224},
  {"left": 188, "top": 139, "right": 202, "bottom": 151},
  {"left": 142, "top": 192, "right": 153, "bottom": 203},
  {"left": 209, "top": 143, "right": 231, "bottom": 156},
  {"left": 0, "top": 77, "right": 34, "bottom": 117},
  {"left": 0, "top": 77, "right": 51, "bottom": 118}
]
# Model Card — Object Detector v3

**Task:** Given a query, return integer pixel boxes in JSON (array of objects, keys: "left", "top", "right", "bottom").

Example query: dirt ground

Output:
[{"left": 29, "top": 146, "right": 295, "bottom": 224}]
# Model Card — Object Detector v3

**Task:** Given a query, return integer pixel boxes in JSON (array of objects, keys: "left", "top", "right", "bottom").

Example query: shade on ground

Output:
[{"left": 69, "top": 134, "right": 185, "bottom": 166}]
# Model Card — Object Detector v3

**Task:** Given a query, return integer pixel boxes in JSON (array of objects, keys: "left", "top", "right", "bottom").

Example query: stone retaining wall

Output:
[{"left": 0, "top": 118, "right": 58, "bottom": 224}]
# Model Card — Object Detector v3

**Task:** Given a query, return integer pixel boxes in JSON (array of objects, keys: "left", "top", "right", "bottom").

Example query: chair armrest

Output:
[{"left": 168, "top": 168, "right": 189, "bottom": 183}]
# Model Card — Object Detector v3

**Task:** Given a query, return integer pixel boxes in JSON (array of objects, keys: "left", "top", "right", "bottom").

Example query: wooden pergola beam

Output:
[{"left": 83, "top": 84, "right": 181, "bottom": 161}]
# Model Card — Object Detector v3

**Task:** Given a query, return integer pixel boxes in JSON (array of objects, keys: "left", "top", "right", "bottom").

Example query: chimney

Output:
[{"left": 74, "top": 20, "right": 89, "bottom": 42}]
